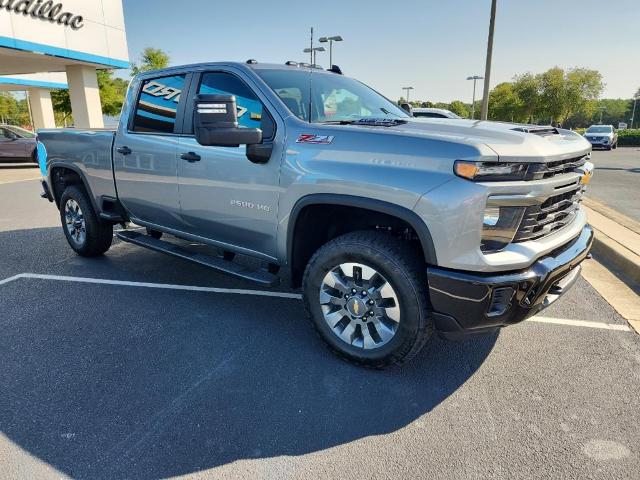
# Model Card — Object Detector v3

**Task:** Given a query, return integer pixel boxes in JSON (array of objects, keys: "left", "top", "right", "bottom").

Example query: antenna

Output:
[{"left": 308, "top": 26, "right": 314, "bottom": 123}]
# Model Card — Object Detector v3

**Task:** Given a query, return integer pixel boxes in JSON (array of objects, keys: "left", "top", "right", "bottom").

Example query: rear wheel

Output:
[
  {"left": 60, "top": 185, "right": 113, "bottom": 257},
  {"left": 302, "top": 231, "right": 433, "bottom": 368}
]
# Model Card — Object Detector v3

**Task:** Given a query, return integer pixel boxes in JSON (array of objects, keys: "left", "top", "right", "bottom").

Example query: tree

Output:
[
  {"left": 50, "top": 69, "right": 129, "bottom": 125},
  {"left": 538, "top": 67, "right": 567, "bottom": 125},
  {"left": 487, "top": 67, "right": 603, "bottom": 127},
  {"left": 131, "top": 47, "right": 170, "bottom": 76},
  {"left": 448, "top": 100, "right": 469, "bottom": 118},
  {"left": 564, "top": 68, "right": 603, "bottom": 123},
  {"left": 488, "top": 82, "right": 521, "bottom": 122},
  {"left": 50, "top": 88, "right": 72, "bottom": 126},
  {"left": 512, "top": 73, "right": 541, "bottom": 123},
  {"left": 96, "top": 70, "right": 128, "bottom": 116}
]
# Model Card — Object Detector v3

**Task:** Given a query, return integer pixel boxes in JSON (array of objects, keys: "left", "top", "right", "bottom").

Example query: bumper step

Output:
[{"left": 115, "top": 230, "right": 279, "bottom": 287}]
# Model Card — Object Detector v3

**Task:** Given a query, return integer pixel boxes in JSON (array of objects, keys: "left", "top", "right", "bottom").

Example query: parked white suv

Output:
[{"left": 584, "top": 125, "right": 618, "bottom": 150}]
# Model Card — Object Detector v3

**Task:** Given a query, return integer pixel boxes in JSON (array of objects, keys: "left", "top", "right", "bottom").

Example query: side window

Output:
[
  {"left": 131, "top": 74, "right": 187, "bottom": 133},
  {"left": 198, "top": 72, "right": 275, "bottom": 139},
  {"left": 1, "top": 128, "right": 13, "bottom": 139}
]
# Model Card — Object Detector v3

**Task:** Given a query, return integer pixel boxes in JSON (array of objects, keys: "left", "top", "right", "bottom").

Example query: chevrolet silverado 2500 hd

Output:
[{"left": 37, "top": 61, "right": 594, "bottom": 367}]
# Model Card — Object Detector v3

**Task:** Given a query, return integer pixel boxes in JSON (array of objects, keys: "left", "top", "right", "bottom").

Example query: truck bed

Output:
[{"left": 37, "top": 128, "right": 118, "bottom": 208}]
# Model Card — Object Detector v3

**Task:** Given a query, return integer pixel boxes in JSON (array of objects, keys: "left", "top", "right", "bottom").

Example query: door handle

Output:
[
  {"left": 116, "top": 146, "right": 132, "bottom": 155},
  {"left": 180, "top": 152, "right": 201, "bottom": 163}
]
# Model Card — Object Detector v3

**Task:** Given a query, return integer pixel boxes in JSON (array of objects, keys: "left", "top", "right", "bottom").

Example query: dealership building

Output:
[{"left": 0, "top": 0, "right": 129, "bottom": 129}]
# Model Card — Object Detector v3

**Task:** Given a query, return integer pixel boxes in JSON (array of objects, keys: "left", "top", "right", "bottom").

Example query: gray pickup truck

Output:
[{"left": 37, "top": 61, "right": 594, "bottom": 367}]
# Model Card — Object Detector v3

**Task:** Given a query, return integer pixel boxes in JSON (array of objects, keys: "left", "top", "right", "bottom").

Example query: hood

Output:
[{"left": 335, "top": 118, "right": 592, "bottom": 163}]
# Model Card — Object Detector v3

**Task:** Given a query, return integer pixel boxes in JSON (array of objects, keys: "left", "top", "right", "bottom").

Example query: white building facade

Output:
[{"left": 0, "top": 0, "right": 129, "bottom": 129}]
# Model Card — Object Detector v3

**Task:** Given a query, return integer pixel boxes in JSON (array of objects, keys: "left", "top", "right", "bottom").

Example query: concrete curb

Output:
[
  {"left": 590, "top": 231, "right": 640, "bottom": 288},
  {"left": 583, "top": 204, "right": 640, "bottom": 291}
]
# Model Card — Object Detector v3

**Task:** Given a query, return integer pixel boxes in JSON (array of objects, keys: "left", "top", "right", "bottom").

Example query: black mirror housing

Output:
[
  {"left": 194, "top": 94, "right": 262, "bottom": 147},
  {"left": 400, "top": 102, "right": 413, "bottom": 116}
]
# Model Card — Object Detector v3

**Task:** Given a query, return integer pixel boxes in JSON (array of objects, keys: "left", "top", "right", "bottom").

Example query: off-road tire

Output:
[
  {"left": 60, "top": 185, "right": 113, "bottom": 257},
  {"left": 302, "top": 231, "right": 433, "bottom": 368}
]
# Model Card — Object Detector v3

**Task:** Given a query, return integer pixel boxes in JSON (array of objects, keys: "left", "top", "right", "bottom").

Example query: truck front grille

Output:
[
  {"left": 514, "top": 185, "right": 585, "bottom": 242},
  {"left": 526, "top": 155, "right": 589, "bottom": 180}
]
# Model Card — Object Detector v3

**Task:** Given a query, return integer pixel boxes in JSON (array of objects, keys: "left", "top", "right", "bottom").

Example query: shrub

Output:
[{"left": 617, "top": 129, "right": 640, "bottom": 146}]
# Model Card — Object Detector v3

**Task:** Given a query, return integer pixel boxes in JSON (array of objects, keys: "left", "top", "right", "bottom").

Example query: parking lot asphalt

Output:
[
  {"left": 1, "top": 173, "right": 639, "bottom": 479},
  {"left": 589, "top": 148, "right": 640, "bottom": 222}
]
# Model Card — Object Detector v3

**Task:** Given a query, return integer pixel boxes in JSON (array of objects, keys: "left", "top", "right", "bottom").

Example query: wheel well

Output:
[
  {"left": 50, "top": 167, "right": 84, "bottom": 207},
  {"left": 289, "top": 203, "right": 426, "bottom": 288}
]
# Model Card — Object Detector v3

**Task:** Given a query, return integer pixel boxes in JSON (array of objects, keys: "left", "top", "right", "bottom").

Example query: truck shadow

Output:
[{"left": 0, "top": 227, "right": 498, "bottom": 479}]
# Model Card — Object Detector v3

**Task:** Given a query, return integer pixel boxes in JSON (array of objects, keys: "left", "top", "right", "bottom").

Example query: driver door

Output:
[{"left": 177, "top": 70, "right": 281, "bottom": 258}]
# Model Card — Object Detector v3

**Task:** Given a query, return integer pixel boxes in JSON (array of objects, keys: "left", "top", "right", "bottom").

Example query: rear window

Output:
[{"left": 131, "top": 74, "right": 187, "bottom": 133}]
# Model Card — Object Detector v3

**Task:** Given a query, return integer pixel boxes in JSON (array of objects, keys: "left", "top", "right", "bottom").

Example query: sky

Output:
[{"left": 121, "top": 0, "right": 639, "bottom": 103}]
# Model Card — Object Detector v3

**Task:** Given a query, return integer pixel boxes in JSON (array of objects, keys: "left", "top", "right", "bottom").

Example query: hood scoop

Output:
[{"left": 512, "top": 126, "right": 559, "bottom": 136}]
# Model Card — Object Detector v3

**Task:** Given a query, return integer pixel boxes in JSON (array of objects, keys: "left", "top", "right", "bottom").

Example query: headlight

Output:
[
  {"left": 481, "top": 205, "right": 526, "bottom": 252},
  {"left": 454, "top": 161, "right": 529, "bottom": 181}
]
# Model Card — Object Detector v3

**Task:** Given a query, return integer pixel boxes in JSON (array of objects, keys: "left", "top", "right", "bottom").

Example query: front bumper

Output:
[
  {"left": 586, "top": 138, "right": 611, "bottom": 148},
  {"left": 427, "top": 224, "right": 593, "bottom": 338}
]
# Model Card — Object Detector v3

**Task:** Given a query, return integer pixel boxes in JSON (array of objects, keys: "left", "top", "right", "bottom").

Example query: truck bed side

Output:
[{"left": 38, "top": 129, "right": 117, "bottom": 211}]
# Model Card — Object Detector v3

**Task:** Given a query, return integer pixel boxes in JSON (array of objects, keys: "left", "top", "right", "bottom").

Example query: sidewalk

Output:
[{"left": 582, "top": 197, "right": 640, "bottom": 333}]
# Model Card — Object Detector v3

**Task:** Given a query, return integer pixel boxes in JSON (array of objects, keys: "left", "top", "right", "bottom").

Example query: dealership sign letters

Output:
[{"left": 0, "top": 0, "right": 84, "bottom": 30}]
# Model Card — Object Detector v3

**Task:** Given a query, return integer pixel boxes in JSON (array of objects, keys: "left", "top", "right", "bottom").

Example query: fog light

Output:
[{"left": 481, "top": 206, "right": 525, "bottom": 252}]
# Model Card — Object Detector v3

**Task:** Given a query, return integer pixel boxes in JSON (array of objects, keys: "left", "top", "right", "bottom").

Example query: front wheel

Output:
[
  {"left": 60, "top": 185, "right": 113, "bottom": 257},
  {"left": 302, "top": 231, "right": 433, "bottom": 368}
]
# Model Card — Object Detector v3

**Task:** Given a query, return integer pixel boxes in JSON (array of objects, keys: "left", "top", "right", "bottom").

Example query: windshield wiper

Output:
[
  {"left": 321, "top": 118, "right": 407, "bottom": 127},
  {"left": 380, "top": 107, "right": 403, "bottom": 118}
]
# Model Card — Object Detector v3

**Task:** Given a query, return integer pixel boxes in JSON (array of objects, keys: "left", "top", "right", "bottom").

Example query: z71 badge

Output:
[{"left": 296, "top": 134, "right": 335, "bottom": 144}]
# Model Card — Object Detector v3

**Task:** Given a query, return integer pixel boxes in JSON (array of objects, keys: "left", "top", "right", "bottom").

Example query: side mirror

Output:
[
  {"left": 194, "top": 94, "right": 262, "bottom": 147},
  {"left": 400, "top": 102, "right": 413, "bottom": 116}
]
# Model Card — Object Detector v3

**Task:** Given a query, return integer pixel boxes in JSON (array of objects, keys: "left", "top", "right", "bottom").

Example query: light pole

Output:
[
  {"left": 319, "top": 35, "right": 343, "bottom": 68},
  {"left": 467, "top": 75, "right": 483, "bottom": 119},
  {"left": 303, "top": 46, "right": 326, "bottom": 65},
  {"left": 631, "top": 93, "right": 638, "bottom": 129},
  {"left": 402, "top": 86, "right": 414, "bottom": 103},
  {"left": 598, "top": 106, "right": 606, "bottom": 124},
  {"left": 480, "top": 0, "right": 497, "bottom": 120}
]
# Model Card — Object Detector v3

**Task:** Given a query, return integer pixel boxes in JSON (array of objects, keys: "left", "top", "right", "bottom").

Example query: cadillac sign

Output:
[{"left": 0, "top": 0, "right": 84, "bottom": 30}]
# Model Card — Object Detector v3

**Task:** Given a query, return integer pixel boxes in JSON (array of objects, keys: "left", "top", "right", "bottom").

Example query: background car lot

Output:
[
  {"left": 588, "top": 147, "right": 640, "bottom": 222},
  {"left": 0, "top": 158, "right": 639, "bottom": 479}
]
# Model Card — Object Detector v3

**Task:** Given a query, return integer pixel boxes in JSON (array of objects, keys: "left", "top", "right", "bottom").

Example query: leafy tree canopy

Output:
[{"left": 131, "top": 47, "right": 170, "bottom": 76}]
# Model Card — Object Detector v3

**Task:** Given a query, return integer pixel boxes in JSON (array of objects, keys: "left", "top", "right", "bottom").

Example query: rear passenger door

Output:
[
  {"left": 176, "top": 70, "right": 281, "bottom": 259},
  {"left": 114, "top": 73, "right": 190, "bottom": 230}
]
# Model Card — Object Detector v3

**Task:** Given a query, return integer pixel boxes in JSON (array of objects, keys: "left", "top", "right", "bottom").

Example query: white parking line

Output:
[
  {"left": 526, "top": 316, "right": 631, "bottom": 331},
  {"left": 0, "top": 273, "right": 302, "bottom": 299},
  {"left": 0, "top": 272, "right": 633, "bottom": 332}
]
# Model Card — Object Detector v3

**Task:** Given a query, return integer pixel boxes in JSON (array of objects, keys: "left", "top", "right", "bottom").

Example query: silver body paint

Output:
[{"left": 38, "top": 63, "right": 592, "bottom": 273}]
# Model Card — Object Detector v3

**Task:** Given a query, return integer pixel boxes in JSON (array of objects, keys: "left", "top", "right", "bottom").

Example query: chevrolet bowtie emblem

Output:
[{"left": 353, "top": 301, "right": 360, "bottom": 315}]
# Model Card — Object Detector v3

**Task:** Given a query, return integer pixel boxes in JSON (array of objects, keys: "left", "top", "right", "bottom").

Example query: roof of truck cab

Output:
[{"left": 135, "top": 61, "right": 336, "bottom": 79}]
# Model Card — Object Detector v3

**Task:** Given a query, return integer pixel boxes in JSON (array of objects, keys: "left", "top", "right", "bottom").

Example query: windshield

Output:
[
  {"left": 5, "top": 125, "right": 35, "bottom": 138},
  {"left": 586, "top": 126, "right": 612, "bottom": 133},
  {"left": 256, "top": 69, "right": 409, "bottom": 123}
]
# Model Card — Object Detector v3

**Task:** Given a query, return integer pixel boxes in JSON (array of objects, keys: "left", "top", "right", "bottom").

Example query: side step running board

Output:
[
  {"left": 100, "top": 212, "right": 126, "bottom": 223},
  {"left": 116, "top": 230, "right": 280, "bottom": 287}
]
